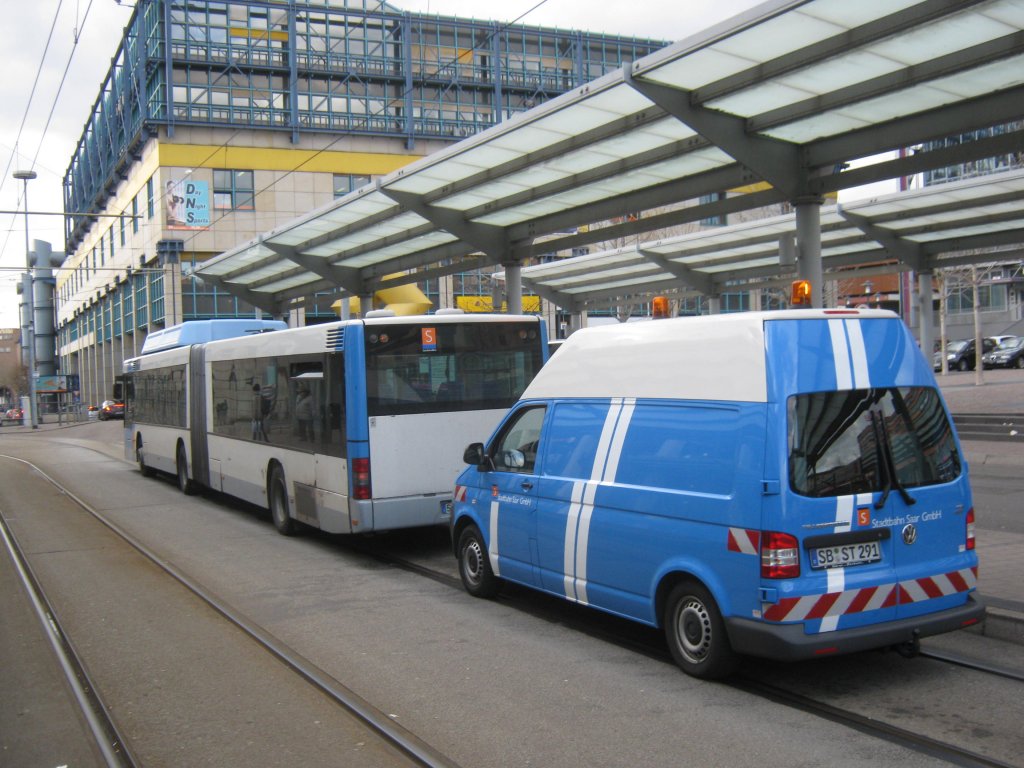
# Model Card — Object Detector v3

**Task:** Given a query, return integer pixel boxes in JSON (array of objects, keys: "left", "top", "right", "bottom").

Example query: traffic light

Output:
[{"left": 790, "top": 279, "right": 812, "bottom": 306}]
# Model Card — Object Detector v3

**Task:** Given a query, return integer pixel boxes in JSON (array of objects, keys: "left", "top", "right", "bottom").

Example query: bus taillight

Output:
[
  {"left": 966, "top": 507, "right": 975, "bottom": 550},
  {"left": 352, "top": 458, "right": 372, "bottom": 500}
]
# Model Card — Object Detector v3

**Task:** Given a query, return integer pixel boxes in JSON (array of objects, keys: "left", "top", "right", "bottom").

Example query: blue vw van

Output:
[{"left": 451, "top": 309, "right": 983, "bottom": 678}]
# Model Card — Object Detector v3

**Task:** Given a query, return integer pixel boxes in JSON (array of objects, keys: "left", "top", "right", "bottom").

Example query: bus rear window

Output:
[
  {"left": 365, "top": 322, "right": 543, "bottom": 416},
  {"left": 788, "top": 387, "right": 961, "bottom": 498}
]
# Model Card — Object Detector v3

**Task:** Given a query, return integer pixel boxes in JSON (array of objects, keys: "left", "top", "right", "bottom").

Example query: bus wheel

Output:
[
  {"left": 457, "top": 525, "right": 501, "bottom": 598},
  {"left": 664, "top": 581, "right": 738, "bottom": 680},
  {"left": 268, "top": 464, "right": 296, "bottom": 536},
  {"left": 176, "top": 444, "right": 197, "bottom": 496},
  {"left": 136, "top": 439, "right": 154, "bottom": 477}
]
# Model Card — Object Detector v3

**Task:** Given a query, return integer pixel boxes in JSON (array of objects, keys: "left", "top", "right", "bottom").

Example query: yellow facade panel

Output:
[{"left": 157, "top": 144, "right": 423, "bottom": 175}]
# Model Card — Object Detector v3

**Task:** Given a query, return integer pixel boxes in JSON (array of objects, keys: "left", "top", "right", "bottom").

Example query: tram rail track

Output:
[
  {"left": 364, "top": 545, "right": 1024, "bottom": 768},
  {"left": 0, "top": 454, "right": 462, "bottom": 768},
  {"left": 4, "top": 441, "right": 1022, "bottom": 768},
  {"left": 0, "top": 512, "right": 137, "bottom": 768}
]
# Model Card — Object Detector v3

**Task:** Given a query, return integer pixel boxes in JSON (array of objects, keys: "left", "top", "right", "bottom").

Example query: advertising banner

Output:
[{"left": 166, "top": 179, "right": 211, "bottom": 229}]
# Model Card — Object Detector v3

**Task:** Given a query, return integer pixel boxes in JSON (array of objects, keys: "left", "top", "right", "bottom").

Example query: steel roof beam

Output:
[
  {"left": 622, "top": 68, "right": 807, "bottom": 200},
  {"left": 263, "top": 242, "right": 367, "bottom": 295},
  {"left": 807, "top": 88, "right": 1024, "bottom": 171},
  {"left": 638, "top": 249, "right": 715, "bottom": 295},
  {"left": 838, "top": 208, "right": 926, "bottom": 272},
  {"left": 519, "top": 276, "right": 580, "bottom": 313},
  {"left": 378, "top": 185, "right": 514, "bottom": 258}
]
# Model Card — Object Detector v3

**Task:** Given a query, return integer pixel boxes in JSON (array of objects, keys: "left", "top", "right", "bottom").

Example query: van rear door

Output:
[{"left": 766, "top": 316, "right": 975, "bottom": 633}]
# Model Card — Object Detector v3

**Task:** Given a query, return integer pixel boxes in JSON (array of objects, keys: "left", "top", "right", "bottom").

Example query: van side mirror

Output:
[{"left": 463, "top": 442, "right": 486, "bottom": 466}]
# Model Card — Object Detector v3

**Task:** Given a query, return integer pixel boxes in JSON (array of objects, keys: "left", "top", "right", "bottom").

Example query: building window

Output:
[
  {"left": 214, "top": 170, "right": 255, "bottom": 210},
  {"left": 947, "top": 283, "right": 1008, "bottom": 314},
  {"left": 147, "top": 177, "right": 155, "bottom": 219},
  {"left": 333, "top": 174, "right": 370, "bottom": 198},
  {"left": 132, "top": 197, "right": 139, "bottom": 234}
]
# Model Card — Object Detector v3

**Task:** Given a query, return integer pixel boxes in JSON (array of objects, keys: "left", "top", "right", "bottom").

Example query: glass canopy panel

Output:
[
  {"left": 205, "top": 244, "right": 277, "bottom": 274},
  {"left": 257, "top": 273, "right": 319, "bottom": 293},
  {"left": 713, "top": 11, "right": 846, "bottom": 63},
  {"left": 232, "top": 263, "right": 299, "bottom": 285},
  {"left": 581, "top": 85, "right": 654, "bottom": 117},
  {"left": 986, "top": 1, "right": 1024, "bottom": 27},
  {"left": 871, "top": 10, "right": 1021, "bottom": 63},
  {"left": 487, "top": 124, "right": 574, "bottom": 155},
  {"left": 802, "top": 0, "right": 921, "bottom": 28},
  {"left": 639, "top": 47, "right": 754, "bottom": 90},
  {"left": 768, "top": 55, "right": 1024, "bottom": 143},
  {"left": 703, "top": 256, "right": 779, "bottom": 273}
]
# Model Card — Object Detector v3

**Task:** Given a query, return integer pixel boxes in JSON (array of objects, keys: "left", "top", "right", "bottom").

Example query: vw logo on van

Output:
[{"left": 902, "top": 524, "right": 918, "bottom": 545}]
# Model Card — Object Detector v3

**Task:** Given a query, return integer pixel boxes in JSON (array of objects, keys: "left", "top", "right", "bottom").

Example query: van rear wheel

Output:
[
  {"left": 664, "top": 581, "right": 738, "bottom": 679},
  {"left": 457, "top": 525, "right": 501, "bottom": 598}
]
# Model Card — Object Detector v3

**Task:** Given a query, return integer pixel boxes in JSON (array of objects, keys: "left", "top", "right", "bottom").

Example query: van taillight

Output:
[
  {"left": 966, "top": 507, "right": 975, "bottom": 550},
  {"left": 761, "top": 531, "right": 800, "bottom": 579},
  {"left": 352, "top": 458, "right": 371, "bottom": 500}
]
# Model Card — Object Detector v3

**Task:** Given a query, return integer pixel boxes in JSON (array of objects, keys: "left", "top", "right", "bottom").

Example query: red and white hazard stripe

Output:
[
  {"left": 762, "top": 566, "right": 978, "bottom": 624},
  {"left": 727, "top": 527, "right": 760, "bottom": 556},
  {"left": 454, "top": 485, "right": 467, "bottom": 502}
]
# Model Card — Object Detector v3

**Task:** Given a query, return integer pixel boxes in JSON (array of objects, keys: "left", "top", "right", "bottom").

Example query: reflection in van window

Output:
[
  {"left": 493, "top": 406, "right": 545, "bottom": 473},
  {"left": 788, "top": 387, "right": 960, "bottom": 498}
]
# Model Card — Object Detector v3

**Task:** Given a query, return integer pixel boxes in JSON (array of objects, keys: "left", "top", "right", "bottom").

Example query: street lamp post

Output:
[{"left": 13, "top": 169, "right": 38, "bottom": 429}]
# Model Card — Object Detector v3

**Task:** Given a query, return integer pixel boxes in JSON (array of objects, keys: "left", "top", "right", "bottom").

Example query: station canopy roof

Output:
[
  {"left": 193, "top": 0, "right": 1024, "bottom": 316},
  {"left": 514, "top": 167, "right": 1024, "bottom": 311}
]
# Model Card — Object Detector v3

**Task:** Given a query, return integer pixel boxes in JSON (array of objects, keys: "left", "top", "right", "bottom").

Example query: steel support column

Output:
[
  {"left": 918, "top": 271, "right": 935, "bottom": 358},
  {"left": 795, "top": 198, "right": 824, "bottom": 308},
  {"left": 504, "top": 262, "right": 523, "bottom": 315}
]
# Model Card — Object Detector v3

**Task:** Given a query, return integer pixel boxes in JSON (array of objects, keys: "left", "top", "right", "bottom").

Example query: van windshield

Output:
[{"left": 788, "top": 387, "right": 961, "bottom": 498}]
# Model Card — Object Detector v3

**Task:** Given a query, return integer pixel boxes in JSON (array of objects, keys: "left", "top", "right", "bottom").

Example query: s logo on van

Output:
[{"left": 857, "top": 507, "right": 871, "bottom": 527}]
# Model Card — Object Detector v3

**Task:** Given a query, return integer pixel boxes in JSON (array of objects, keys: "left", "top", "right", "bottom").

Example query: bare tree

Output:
[{"left": 935, "top": 262, "right": 1003, "bottom": 382}]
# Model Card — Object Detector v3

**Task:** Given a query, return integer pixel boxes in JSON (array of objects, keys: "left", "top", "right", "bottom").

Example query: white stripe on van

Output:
[
  {"left": 845, "top": 319, "right": 870, "bottom": 388},
  {"left": 573, "top": 482, "right": 600, "bottom": 604},
  {"left": 563, "top": 398, "right": 636, "bottom": 604},
  {"left": 820, "top": 493, "right": 872, "bottom": 632},
  {"left": 489, "top": 500, "right": 501, "bottom": 577},
  {"left": 563, "top": 481, "right": 586, "bottom": 599},
  {"left": 828, "top": 320, "right": 853, "bottom": 391}
]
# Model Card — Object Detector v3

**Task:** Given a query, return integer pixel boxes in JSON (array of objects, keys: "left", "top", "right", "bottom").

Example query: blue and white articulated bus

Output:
[
  {"left": 124, "top": 313, "right": 546, "bottom": 534},
  {"left": 452, "top": 309, "right": 984, "bottom": 678}
]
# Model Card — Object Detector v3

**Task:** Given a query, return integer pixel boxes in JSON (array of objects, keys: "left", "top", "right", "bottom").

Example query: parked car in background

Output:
[
  {"left": 983, "top": 337, "right": 1024, "bottom": 369},
  {"left": 4, "top": 407, "right": 23, "bottom": 421},
  {"left": 933, "top": 337, "right": 996, "bottom": 372},
  {"left": 99, "top": 399, "right": 125, "bottom": 420}
]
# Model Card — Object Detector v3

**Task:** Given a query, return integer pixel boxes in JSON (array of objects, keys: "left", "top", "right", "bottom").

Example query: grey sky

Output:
[{"left": 0, "top": 0, "right": 764, "bottom": 327}]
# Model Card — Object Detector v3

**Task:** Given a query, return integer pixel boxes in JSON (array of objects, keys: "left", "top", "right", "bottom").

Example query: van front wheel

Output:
[
  {"left": 664, "top": 581, "right": 738, "bottom": 679},
  {"left": 457, "top": 525, "right": 501, "bottom": 598}
]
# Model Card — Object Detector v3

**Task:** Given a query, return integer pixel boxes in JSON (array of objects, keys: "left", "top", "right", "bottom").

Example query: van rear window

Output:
[{"left": 788, "top": 387, "right": 960, "bottom": 498}]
